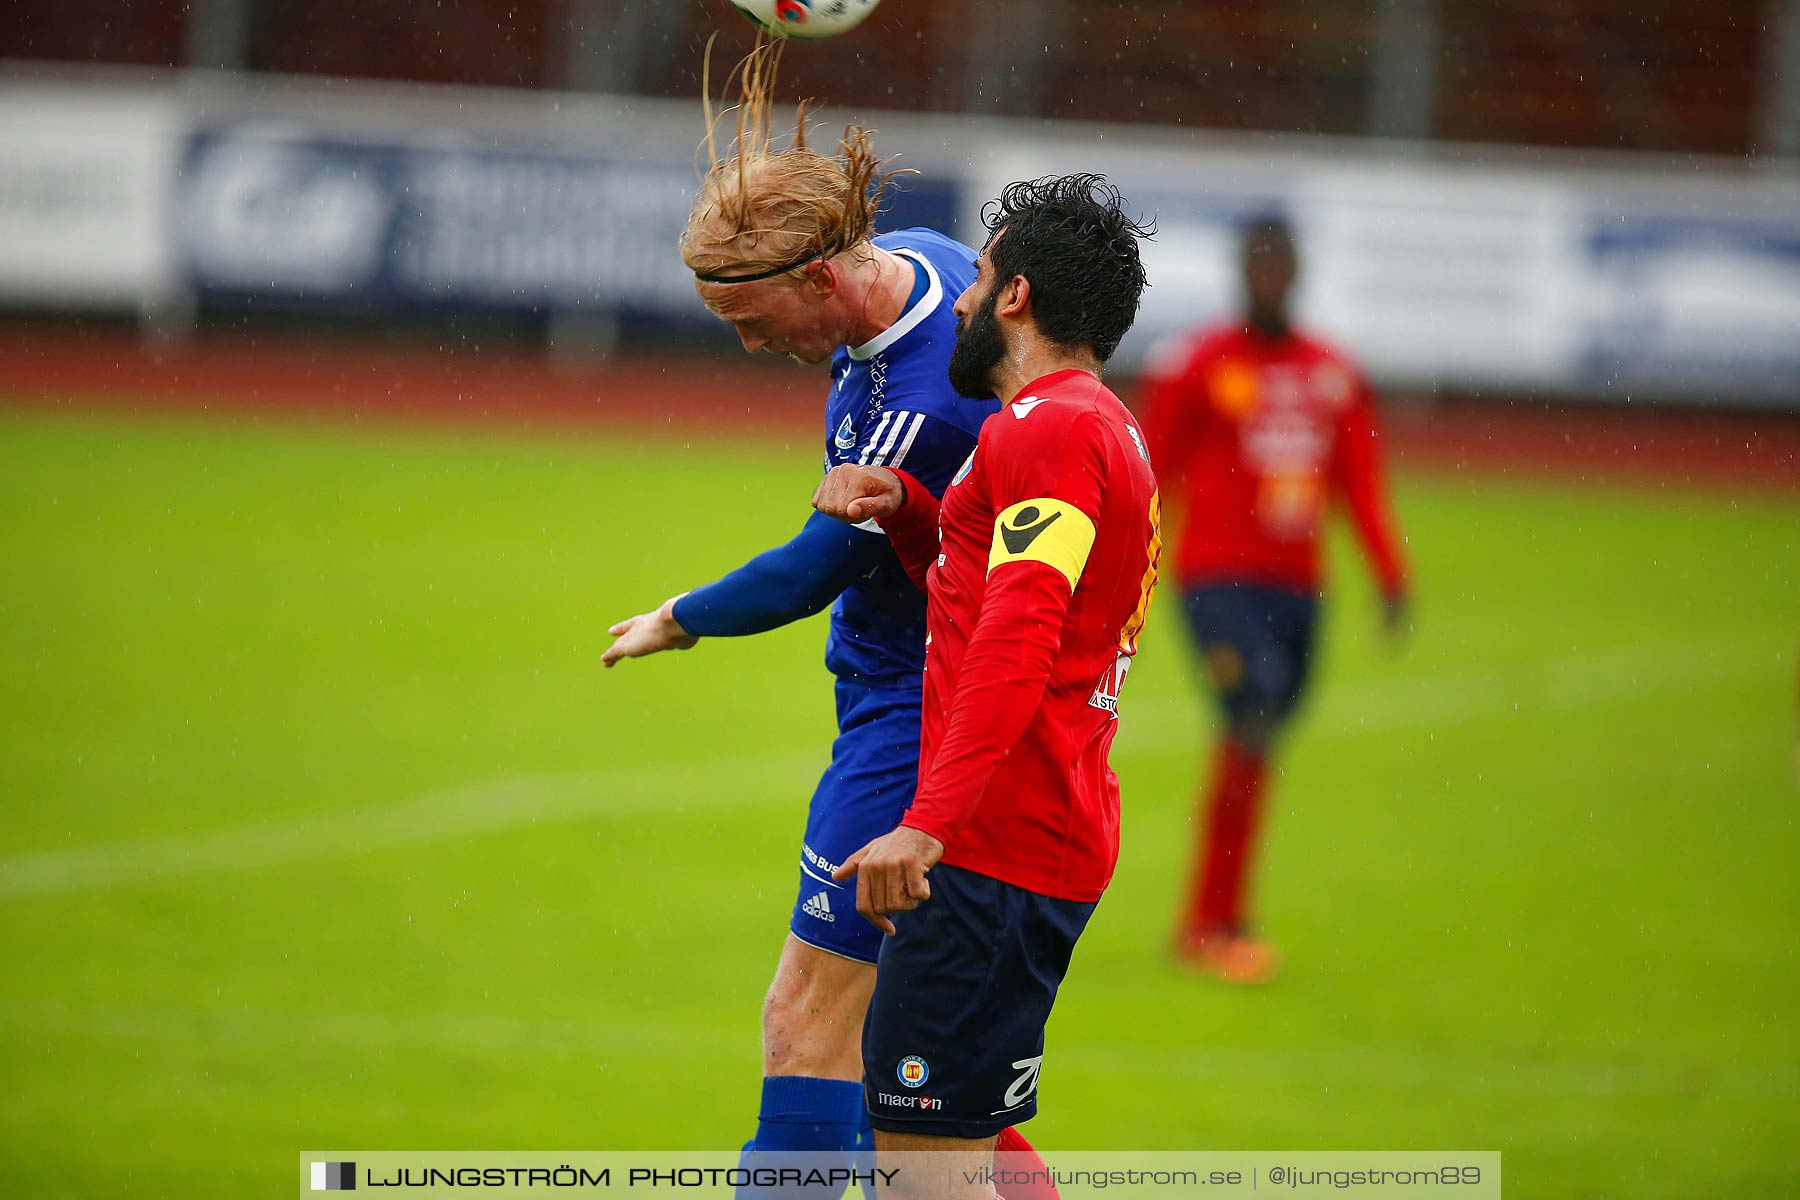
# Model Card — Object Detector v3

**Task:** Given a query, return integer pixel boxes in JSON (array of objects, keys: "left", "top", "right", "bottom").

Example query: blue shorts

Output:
[
  {"left": 862, "top": 863, "right": 1097, "bottom": 1138},
  {"left": 1183, "top": 582, "right": 1319, "bottom": 725},
  {"left": 788, "top": 680, "right": 922, "bottom": 965}
]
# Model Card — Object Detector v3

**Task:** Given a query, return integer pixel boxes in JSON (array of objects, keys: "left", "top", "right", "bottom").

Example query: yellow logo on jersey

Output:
[
  {"left": 1118, "top": 489, "right": 1161, "bottom": 652},
  {"left": 988, "top": 498, "right": 1097, "bottom": 590},
  {"left": 1210, "top": 360, "right": 1259, "bottom": 417}
]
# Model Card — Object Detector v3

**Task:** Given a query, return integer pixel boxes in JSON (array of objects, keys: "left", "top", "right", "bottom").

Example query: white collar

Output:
[{"left": 847, "top": 248, "right": 942, "bottom": 361}]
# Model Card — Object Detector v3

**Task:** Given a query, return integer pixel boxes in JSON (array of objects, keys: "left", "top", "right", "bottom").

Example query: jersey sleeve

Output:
[
  {"left": 1328, "top": 370, "right": 1408, "bottom": 597},
  {"left": 979, "top": 404, "right": 1109, "bottom": 578},
  {"left": 874, "top": 468, "right": 943, "bottom": 593},
  {"left": 901, "top": 406, "right": 1110, "bottom": 847},
  {"left": 671, "top": 509, "right": 891, "bottom": 638}
]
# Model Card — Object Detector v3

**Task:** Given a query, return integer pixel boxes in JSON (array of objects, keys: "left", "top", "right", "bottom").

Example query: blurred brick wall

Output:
[
  {"left": 0, "top": 0, "right": 185, "bottom": 67},
  {"left": 0, "top": 0, "right": 1771, "bottom": 155},
  {"left": 1438, "top": 0, "right": 1762, "bottom": 155}
]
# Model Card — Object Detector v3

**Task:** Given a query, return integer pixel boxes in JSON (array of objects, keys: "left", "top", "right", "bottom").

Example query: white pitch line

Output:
[
  {"left": 0, "top": 749, "right": 818, "bottom": 902},
  {"left": 0, "top": 637, "right": 1780, "bottom": 902}
]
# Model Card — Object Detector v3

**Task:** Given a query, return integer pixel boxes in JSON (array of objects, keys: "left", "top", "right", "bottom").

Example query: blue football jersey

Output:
[{"left": 823, "top": 228, "right": 998, "bottom": 684}]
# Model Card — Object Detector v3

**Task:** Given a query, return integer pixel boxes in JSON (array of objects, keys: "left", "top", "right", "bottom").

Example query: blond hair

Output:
[{"left": 682, "top": 36, "right": 904, "bottom": 282}]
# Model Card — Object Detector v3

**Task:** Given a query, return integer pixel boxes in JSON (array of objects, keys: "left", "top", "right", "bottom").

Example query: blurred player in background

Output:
[
  {"left": 596, "top": 43, "right": 1066, "bottom": 1197},
  {"left": 814, "top": 174, "right": 1159, "bottom": 1196},
  {"left": 1139, "top": 214, "right": 1410, "bottom": 984}
]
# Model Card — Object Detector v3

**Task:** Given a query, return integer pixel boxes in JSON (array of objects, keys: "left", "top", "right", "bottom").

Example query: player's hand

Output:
[
  {"left": 813, "top": 465, "right": 905, "bottom": 525},
  {"left": 832, "top": 825, "right": 944, "bottom": 935},
  {"left": 600, "top": 594, "right": 698, "bottom": 668},
  {"left": 1380, "top": 590, "right": 1412, "bottom": 646}
]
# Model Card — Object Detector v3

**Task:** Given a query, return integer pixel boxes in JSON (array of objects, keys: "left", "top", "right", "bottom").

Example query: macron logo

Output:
[
  {"left": 998, "top": 505, "right": 1062, "bottom": 554},
  {"left": 1011, "top": 396, "right": 1048, "bottom": 419}
]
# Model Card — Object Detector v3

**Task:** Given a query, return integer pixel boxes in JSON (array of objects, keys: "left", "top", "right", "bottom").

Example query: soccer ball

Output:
[{"left": 731, "top": 0, "right": 881, "bottom": 39}]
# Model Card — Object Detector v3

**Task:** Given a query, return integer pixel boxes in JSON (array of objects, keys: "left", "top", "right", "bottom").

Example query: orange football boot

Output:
[{"left": 1174, "top": 927, "right": 1282, "bottom": 985}]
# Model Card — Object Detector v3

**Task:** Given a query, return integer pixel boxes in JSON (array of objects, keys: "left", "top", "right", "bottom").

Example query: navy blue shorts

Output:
[
  {"left": 788, "top": 680, "right": 921, "bottom": 964},
  {"left": 862, "top": 863, "right": 1097, "bottom": 1139},
  {"left": 1183, "top": 582, "right": 1319, "bottom": 726}
]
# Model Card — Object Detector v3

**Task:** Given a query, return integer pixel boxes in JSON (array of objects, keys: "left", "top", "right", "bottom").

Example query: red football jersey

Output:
[
  {"left": 880, "top": 369, "right": 1162, "bottom": 902},
  {"left": 1138, "top": 325, "right": 1406, "bottom": 595}
]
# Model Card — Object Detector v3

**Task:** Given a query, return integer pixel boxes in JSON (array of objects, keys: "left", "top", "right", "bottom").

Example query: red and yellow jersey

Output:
[
  {"left": 880, "top": 369, "right": 1161, "bottom": 902},
  {"left": 1138, "top": 324, "right": 1407, "bottom": 595}
]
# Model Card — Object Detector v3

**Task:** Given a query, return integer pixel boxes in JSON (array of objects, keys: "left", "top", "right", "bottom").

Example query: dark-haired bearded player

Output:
[{"left": 813, "top": 174, "right": 1161, "bottom": 1198}]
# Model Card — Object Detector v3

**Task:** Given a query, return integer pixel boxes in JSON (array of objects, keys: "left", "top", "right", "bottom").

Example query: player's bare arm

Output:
[
  {"left": 812, "top": 463, "right": 905, "bottom": 524},
  {"left": 831, "top": 825, "right": 943, "bottom": 935},
  {"left": 600, "top": 594, "right": 697, "bottom": 668}
]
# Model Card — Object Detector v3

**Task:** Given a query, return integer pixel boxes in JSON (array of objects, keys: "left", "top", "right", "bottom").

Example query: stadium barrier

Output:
[
  {"left": 0, "top": 80, "right": 181, "bottom": 310},
  {"left": 2, "top": 66, "right": 1797, "bottom": 406}
]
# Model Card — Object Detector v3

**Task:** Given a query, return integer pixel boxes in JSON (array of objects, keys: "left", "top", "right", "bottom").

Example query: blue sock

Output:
[{"left": 737, "top": 1076, "right": 865, "bottom": 1199}]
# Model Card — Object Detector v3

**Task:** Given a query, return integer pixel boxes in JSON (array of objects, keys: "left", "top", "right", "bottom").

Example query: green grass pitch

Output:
[{"left": 0, "top": 406, "right": 1795, "bottom": 1197}]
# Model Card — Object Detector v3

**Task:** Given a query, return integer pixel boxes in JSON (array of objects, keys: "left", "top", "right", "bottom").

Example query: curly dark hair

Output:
[{"left": 980, "top": 173, "right": 1154, "bottom": 363}]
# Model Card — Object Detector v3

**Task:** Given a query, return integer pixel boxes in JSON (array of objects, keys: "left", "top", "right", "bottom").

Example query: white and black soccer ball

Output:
[{"left": 731, "top": 0, "right": 881, "bottom": 39}]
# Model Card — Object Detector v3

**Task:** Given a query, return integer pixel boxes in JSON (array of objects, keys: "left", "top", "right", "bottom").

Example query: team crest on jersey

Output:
[
  {"left": 834, "top": 414, "right": 857, "bottom": 450},
  {"left": 951, "top": 451, "right": 975, "bottom": 487},
  {"left": 897, "top": 1056, "right": 929, "bottom": 1088}
]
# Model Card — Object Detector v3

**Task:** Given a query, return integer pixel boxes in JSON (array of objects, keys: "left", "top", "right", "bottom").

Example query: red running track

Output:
[{"left": 0, "top": 325, "right": 1795, "bottom": 494}]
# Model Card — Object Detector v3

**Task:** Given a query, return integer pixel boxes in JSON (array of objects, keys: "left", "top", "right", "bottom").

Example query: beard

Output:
[{"left": 947, "top": 288, "right": 1005, "bottom": 400}]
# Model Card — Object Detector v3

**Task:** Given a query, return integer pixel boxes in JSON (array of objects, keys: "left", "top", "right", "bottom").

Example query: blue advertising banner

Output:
[
  {"left": 170, "top": 113, "right": 1800, "bottom": 404},
  {"left": 1577, "top": 215, "right": 1800, "bottom": 400},
  {"left": 177, "top": 127, "right": 961, "bottom": 318}
]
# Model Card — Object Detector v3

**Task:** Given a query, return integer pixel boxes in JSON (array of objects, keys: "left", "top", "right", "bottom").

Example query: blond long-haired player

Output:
[{"left": 599, "top": 45, "right": 1061, "bottom": 1193}]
